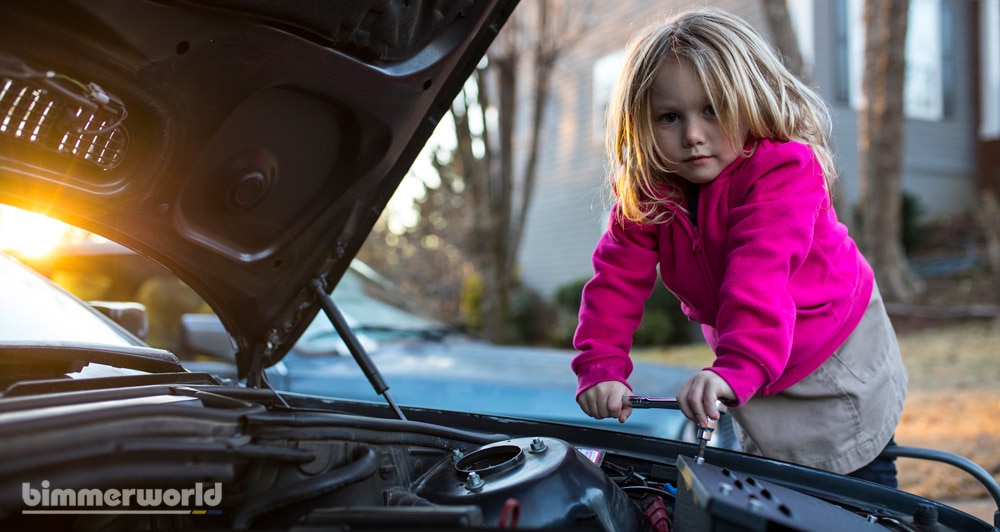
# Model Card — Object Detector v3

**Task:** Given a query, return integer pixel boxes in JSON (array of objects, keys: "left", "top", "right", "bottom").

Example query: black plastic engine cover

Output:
[{"left": 673, "top": 455, "right": 883, "bottom": 531}]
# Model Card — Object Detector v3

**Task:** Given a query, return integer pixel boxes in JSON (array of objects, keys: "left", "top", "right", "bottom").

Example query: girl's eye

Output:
[
  {"left": 660, "top": 112, "right": 678, "bottom": 124},
  {"left": 704, "top": 105, "right": 717, "bottom": 117}
]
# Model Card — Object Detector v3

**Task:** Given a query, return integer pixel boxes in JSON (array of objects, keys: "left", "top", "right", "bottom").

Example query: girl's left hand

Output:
[{"left": 677, "top": 370, "right": 736, "bottom": 428}]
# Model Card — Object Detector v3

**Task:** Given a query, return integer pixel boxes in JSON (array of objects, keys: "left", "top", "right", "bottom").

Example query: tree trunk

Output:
[
  {"left": 481, "top": 55, "right": 516, "bottom": 343},
  {"left": 858, "top": 0, "right": 923, "bottom": 302},
  {"left": 760, "top": 0, "right": 805, "bottom": 78},
  {"left": 478, "top": 0, "right": 587, "bottom": 343},
  {"left": 369, "top": 2, "right": 588, "bottom": 343},
  {"left": 977, "top": 190, "right": 1000, "bottom": 276},
  {"left": 508, "top": 2, "right": 549, "bottom": 281}
]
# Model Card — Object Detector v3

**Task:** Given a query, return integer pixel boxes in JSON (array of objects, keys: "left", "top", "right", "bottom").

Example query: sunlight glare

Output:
[{"left": 0, "top": 205, "right": 70, "bottom": 258}]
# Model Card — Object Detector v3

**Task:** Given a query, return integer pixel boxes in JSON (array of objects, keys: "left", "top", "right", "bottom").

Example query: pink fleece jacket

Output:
[{"left": 572, "top": 139, "right": 874, "bottom": 406}]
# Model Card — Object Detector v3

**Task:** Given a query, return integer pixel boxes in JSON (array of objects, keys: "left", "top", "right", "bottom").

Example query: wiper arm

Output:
[
  {"left": 0, "top": 343, "right": 185, "bottom": 375},
  {"left": 309, "top": 280, "right": 406, "bottom": 421}
]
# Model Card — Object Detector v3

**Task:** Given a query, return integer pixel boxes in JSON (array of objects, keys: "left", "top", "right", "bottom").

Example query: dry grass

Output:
[
  {"left": 893, "top": 320, "right": 1000, "bottom": 502},
  {"left": 633, "top": 319, "right": 1000, "bottom": 504}
]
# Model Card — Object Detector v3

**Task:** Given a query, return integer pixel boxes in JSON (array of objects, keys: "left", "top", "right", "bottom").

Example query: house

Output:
[{"left": 517, "top": 0, "right": 996, "bottom": 298}]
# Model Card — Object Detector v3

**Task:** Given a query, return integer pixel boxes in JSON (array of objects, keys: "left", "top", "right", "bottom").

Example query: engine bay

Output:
[{"left": 0, "top": 383, "right": 993, "bottom": 531}]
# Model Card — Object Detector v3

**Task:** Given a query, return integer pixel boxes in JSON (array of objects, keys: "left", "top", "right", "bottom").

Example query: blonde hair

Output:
[{"left": 606, "top": 7, "right": 836, "bottom": 224}]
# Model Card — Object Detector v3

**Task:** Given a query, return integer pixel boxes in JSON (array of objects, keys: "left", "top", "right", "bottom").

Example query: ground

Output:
[
  {"left": 887, "top": 217, "right": 1000, "bottom": 521},
  {"left": 893, "top": 320, "right": 1000, "bottom": 522}
]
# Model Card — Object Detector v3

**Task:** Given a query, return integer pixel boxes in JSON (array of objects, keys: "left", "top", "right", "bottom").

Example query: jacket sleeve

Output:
[
  {"left": 571, "top": 210, "right": 661, "bottom": 397},
  {"left": 708, "top": 142, "right": 829, "bottom": 404}
]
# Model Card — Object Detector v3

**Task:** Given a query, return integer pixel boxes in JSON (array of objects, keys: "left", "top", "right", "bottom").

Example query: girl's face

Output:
[{"left": 649, "top": 57, "right": 741, "bottom": 184}]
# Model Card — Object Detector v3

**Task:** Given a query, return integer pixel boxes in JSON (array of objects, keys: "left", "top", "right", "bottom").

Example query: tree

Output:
[
  {"left": 467, "top": 0, "right": 590, "bottom": 342},
  {"left": 362, "top": 1, "right": 590, "bottom": 342},
  {"left": 858, "top": 0, "right": 923, "bottom": 302},
  {"left": 760, "top": 0, "right": 806, "bottom": 79},
  {"left": 356, "top": 143, "right": 475, "bottom": 323}
]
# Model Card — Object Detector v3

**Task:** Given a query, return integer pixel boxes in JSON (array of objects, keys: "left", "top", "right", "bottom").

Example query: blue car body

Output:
[{"left": 181, "top": 261, "right": 701, "bottom": 442}]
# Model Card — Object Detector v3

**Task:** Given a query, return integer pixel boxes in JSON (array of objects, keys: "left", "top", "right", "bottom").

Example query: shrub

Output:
[
  {"left": 548, "top": 277, "right": 589, "bottom": 347},
  {"left": 636, "top": 282, "right": 693, "bottom": 346},
  {"left": 901, "top": 192, "right": 924, "bottom": 255},
  {"left": 459, "top": 273, "right": 483, "bottom": 333},
  {"left": 851, "top": 191, "right": 924, "bottom": 256},
  {"left": 633, "top": 309, "right": 674, "bottom": 346},
  {"left": 507, "top": 284, "right": 552, "bottom": 345},
  {"left": 548, "top": 277, "right": 693, "bottom": 348}
]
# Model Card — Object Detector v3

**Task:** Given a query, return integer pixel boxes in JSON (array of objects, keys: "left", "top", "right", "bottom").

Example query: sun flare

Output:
[{"left": 0, "top": 205, "right": 70, "bottom": 258}]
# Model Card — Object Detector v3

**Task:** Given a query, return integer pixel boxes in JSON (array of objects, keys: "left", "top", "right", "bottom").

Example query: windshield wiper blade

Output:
[
  {"left": 306, "top": 324, "right": 456, "bottom": 344},
  {"left": 309, "top": 279, "right": 406, "bottom": 421},
  {"left": 356, "top": 325, "right": 458, "bottom": 341}
]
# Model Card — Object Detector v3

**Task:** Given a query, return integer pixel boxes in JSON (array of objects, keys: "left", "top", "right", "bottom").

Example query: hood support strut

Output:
[{"left": 309, "top": 279, "right": 406, "bottom": 421}]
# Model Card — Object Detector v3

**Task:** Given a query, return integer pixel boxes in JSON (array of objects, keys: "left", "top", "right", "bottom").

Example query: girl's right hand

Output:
[{"left": 577, "top": 381, "right": 633, "bottom": 423}]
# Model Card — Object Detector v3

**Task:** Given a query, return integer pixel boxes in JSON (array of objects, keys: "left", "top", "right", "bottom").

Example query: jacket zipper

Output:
[{"left": 675, "top": 195, "right": 719, "bottom": 318}]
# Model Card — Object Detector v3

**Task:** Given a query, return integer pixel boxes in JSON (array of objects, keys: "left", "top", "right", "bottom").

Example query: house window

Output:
[
  {"left": 839, "top": 0, "right": 946, "bottom": 121},
  {"left": 787, "top": 0, "right": 815, "bottom": 74}
]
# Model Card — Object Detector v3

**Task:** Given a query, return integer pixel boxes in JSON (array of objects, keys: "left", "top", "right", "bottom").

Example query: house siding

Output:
[
  {"left": 818, "top": 0, "right": 977, "bottom": 220},
  {"left": 518, "top": 0, "right": 979, "bottom": 297}
]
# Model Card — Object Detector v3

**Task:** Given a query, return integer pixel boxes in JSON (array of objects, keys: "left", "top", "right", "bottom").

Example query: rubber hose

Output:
[{"left": 231, "top": 445, "right": 379, "bottom": 529}]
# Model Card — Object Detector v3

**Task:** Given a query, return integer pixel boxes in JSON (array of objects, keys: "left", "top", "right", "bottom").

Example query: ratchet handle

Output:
[
  {"left": 627, "top": 395, "right": 729, "bottom": 416},
  {"left": 627, "top": 395, "right": 681, "bottom": 410}
]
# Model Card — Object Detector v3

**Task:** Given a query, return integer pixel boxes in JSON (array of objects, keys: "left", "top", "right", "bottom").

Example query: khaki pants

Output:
[{"left": 729, "top": 284, "right": 909, "bottom": 474}]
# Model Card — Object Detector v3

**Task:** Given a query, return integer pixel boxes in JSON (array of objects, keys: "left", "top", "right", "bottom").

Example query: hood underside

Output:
[{"left": 0, "top": 0, "right": 517, "bottom": 377}]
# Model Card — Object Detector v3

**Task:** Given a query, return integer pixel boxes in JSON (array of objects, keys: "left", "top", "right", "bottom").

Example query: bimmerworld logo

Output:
[{"left": 21, "top": 481, "right": 222, "bottom": 515}]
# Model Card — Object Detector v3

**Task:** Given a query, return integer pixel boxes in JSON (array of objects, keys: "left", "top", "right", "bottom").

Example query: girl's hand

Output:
[
  {"left": 678, "top": 370, "right": 736, "bottom": 428},
  {"left": 577, "top": 381, "right": 633, "bottom": 423}
]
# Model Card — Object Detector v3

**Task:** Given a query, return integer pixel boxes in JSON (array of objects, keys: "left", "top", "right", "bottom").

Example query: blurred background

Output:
[
  {"left": 3, "top": 0, "right": 998, "bottom": 348},
  {"left": 352, "top": 0, "right": 999, "bottom": 347}
]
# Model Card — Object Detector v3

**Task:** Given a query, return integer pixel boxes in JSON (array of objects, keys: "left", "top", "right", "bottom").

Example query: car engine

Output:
[{"left": 1, "top": 385, "right": 993, "bottom": 532}]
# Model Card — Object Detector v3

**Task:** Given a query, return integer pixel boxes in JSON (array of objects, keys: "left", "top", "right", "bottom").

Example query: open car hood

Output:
[{"left": 0, "top": 0, "right": 516, "bottom": 378}]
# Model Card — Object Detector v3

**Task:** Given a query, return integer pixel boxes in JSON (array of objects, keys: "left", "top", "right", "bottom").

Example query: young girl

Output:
[{"left": 572, "top": 7, "right": 908, "bottom": 486}]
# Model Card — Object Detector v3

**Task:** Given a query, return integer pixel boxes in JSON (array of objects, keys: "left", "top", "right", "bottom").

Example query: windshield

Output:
[
  {"left": 0, "top": 252, "right": 138, "bottom": 346},
  {"left": 293, "top": 262, "right": 453, "bottom": 354},
  {"left": 336, "top": 262, "right": 443, "bottom": 331}
]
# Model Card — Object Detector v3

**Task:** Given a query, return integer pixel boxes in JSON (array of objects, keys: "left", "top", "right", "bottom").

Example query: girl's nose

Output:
[{"left": 683, "top": 119, "right": 706, "bottom": 147}]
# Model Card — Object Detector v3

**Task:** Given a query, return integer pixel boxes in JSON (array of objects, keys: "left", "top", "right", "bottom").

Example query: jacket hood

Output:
[{"left": 0, "top": 0, "right": 517, "bottom": 378}]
